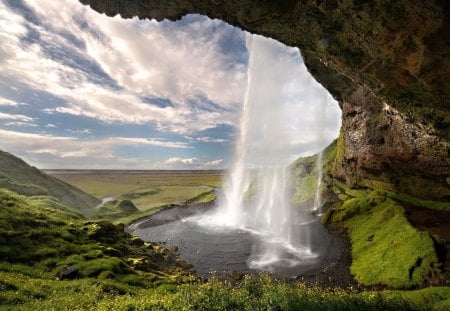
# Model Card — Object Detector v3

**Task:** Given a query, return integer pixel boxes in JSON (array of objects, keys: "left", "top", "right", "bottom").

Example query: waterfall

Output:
[
  {"left": 311, "top": 150, "right": 323, "bottom": 214},
  {"left": 202, "top": 33, "right": 318, "bottom": 269}
]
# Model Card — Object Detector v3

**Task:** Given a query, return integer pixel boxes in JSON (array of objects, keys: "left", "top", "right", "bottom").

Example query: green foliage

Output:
[
  {"left": 328, "top": 190, "right": 441, "bottom": 288},
  {"left": 0, "top": 150, "right": 99, "bottom": 210},
  {"left": 1, "top": 272, "right": 439, "bottom": 310},
  {"left": 291, "top": 139, "right": 338, "bottom": 206},
  {"left": 0, "top": 188, "right": 193, "bottom": 288}
]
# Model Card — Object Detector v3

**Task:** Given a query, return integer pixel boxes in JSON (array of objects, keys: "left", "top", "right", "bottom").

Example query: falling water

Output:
[
  {"left": 311, "top": 150, "right": 323, "bottom": 214},
  {"left": 201, "top": 34, "right": 319, "bottom": 269}
]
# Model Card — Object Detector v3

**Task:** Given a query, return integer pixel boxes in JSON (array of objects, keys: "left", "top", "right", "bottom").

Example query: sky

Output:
[{"left": 0, "top": 0, "right": 341, "bottom": 170}]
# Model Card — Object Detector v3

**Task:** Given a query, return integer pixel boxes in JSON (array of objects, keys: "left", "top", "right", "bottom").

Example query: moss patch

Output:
[{"left": 327, "top": 190, "right": 441, "bottom": 288}]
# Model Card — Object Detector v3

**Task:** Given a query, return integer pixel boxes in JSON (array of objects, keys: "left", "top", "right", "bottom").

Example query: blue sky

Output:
[{"left": 0, "top": 0, "right": 341, "bottom": 169}]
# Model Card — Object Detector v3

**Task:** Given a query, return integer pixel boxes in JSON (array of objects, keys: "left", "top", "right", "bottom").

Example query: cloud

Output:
[
  {"left": 0, "top": 129, "right": 192, "bottom": 168},
  {"left": 205, "top": 159, "right": 223, "bottom": 167},
  {"left": 4, "top": 121, "right": 38, "bottom": 127},
  {"left": 165, "top": 157, "right": 199, "bottom": 165},
  {"left": 0, "top": 112, "right": 34, "bottom": 122},
  {"left": 184, "top": 136, "right": 230, "bottom": 144},
  {"left": 162, "top": 157, "right": 223, "bottom": 169},
  {"left": 67, "top": 128, "right": 92, "bottom": 134},
  {"left": 0, "top": 0, "right": 247, "bottom": 134},
  {"left": 0, "top": 96, "right": 20, "bottom": 106}
]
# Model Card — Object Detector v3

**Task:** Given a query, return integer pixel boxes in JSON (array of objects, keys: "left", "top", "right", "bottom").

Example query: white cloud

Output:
[
  {"left": 67, "top": 128, "right": 92, "bottom": 134},
  {"left": 162, "top": 157, "right": 223, "bottom": 169},
  {"left": 0, "top": 129, "right": 192, "bottom": 168},
  {"left": 205, "top": 159, "right": 223, "bottom": 167},
  {"left": 0, "top": 0, "right": 247, "bottom": 134},
  {"left": 45, "top": 123, "right": 57, "bottom": 128},
  {"left": 4, "top": 121, "right": 38, "bottom": 127},
  {"left": 196, "top": 136, "right": 230, "bottom": 143},
  {"left": 165, "top": 157, "right": 199, "bottom": 165},
  {"left": 0, "top": 112, "right": 34, "bottom": 122},
  {"left": 0, "top": 96, "right": 20, "bottom": 106}
]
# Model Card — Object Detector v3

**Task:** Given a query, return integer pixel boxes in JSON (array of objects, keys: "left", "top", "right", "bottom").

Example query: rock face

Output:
[{"left": 79, "top": 0, "right": 450, "bottom": 199}]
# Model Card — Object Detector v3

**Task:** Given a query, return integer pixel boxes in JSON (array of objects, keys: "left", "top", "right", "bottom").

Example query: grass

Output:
[
  {"left": 0, "top": 188, "right": 194, "bottom": 289},
  {"left": 47, "top": 170, "right": 222, "bottom": 223},
  {"left": 325, "top": 189, "right": 442, "bottom": 288},
  {"left": 2, "top": 272, "right": 445, "bottom": 310},
  {"left": 0, "top": 151, "right": 99, "bottom": 210},
  {"left": 48, "top": 170, "right": 223, "bottom": 199}
]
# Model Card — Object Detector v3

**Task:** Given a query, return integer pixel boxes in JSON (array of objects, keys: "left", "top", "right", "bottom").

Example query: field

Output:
[{"left": 45, "top": 170, "right": 224, "bottom": 224}]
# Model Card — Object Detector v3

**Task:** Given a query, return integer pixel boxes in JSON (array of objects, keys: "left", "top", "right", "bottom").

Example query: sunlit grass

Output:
[
  {"left": 49, "top": 171, "right": 223, "bottom": 199},
  {"left": 2, "top": 272, "right": 444, "bottom": 310}
]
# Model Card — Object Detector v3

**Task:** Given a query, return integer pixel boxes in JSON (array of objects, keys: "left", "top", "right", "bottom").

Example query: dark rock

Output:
[{"left": 55, "top": 265, "right": 78, "bottom": 280}]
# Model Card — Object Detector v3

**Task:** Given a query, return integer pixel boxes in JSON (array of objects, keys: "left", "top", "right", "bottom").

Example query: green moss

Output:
[
  {"left": 329, "top": 190, "right": 441, "bottom": 288},
  {"left": 384, "top": 286, "right": 450, "bottom": 311},
  {"left": 332, "top": 129, "right": 345, "bottom": 174},
  {"left": 77, "top": 257, "right": 124, "bottom": 277},
  {"left": 0, "top": 188, "right": 192, "bottom": 288}
]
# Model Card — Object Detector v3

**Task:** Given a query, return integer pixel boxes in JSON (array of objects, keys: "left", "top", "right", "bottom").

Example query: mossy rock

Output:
[{"left": 328, "top": 190, "right": 442, "bottom": 288}]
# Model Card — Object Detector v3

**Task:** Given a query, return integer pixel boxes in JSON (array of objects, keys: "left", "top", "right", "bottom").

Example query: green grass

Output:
[
  {"left": 0, "top": 188, "right": 193, "bottom": 288},
  {"left": 291, "top": 138, "right": 338, "bottom": 206},
  {"left": 0, "top": 150, "right": 99, "bottom": 210},
  {"left": 129, "top": 185, "right": 215, "bottom": 211},
  {"left": 326, "top": 190, "right": 442, "bottom": 288},
  {"left": 48, "top": 171, "right": 223, "bottom": 199},
  {"left": 2, "top": 272, "right": 443, "bottom": 310},
  {"left": 47, "top": 171, "right": 222, "bottom": 223}
]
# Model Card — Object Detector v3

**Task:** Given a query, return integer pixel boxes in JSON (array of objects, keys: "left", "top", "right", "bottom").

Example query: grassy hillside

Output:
[
  {"left": 0, "top": 150, "right": 99, "bottom": 211},
  {"left": 0, "top": 188, "right": 193, "bottom": 284}
]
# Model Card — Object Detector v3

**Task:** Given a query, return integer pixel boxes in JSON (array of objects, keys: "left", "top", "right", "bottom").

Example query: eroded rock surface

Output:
[{"left": 79, "top": 0, "right": 450, "bottom": 199}]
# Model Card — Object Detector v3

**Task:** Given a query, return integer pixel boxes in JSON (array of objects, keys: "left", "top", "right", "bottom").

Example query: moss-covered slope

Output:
[
  {"left": 0, "top": 150, "right": 100, "bottom": 211},
  {"left": 0, "top": 188, "right": 193, "bottom": 287},
  {"left": 294, "top": 140, "right": 449, "bottom": 288}
]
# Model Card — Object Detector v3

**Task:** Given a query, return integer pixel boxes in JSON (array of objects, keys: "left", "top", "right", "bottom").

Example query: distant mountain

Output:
[{"left": 0, "top": 150, "right": 99, "bottom": 211}]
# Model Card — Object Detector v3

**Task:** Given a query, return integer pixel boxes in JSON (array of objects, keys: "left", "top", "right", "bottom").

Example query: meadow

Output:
[{"left": 46, "top": 170, "right": 223, "bottom": 223}]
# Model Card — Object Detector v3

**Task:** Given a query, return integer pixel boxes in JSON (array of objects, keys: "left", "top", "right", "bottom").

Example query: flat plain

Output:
[{"left": 45, "top": 170, "right": 224, "bottom": 223}]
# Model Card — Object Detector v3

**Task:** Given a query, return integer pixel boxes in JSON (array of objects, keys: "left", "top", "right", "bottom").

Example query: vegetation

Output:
[
  {"left": 3, "top": 272, "right": 448, "bottom": 310},
  {"left": 291, "top": 139, "right": 338, "bottom": 206},
  {"left": 0, "top": 150, "right": 99, "bottom": 211},
  {"left": 49, "top": 170, "right": 222, "bottom": 199},
  {"left": 293, "top": 140, "right": 448, "bottom": 289},
  {"left": 48, "top": 170, "right": 221, "bottom": 223},
  {"left": 0, "top": 149, "right": 448, "bottom": 309},
  {"left": 325, "top": 189, "right": 441, "bottom": 288},
  {"left": 0, "top": 189, "right": 194, "bottom": 288}
]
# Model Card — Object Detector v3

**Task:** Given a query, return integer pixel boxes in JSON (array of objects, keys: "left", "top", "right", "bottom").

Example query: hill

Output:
[{"left": 0, "top": 150, "right": 99, "bottom": 211}]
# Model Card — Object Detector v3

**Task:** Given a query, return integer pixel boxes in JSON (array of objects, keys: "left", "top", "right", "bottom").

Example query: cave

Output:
[{"left": 79, "top": 0, "right": 449, "bottom": 200}]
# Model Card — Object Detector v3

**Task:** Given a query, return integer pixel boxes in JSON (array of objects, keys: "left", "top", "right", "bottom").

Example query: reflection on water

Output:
[{"left": 129, "top": 206, "right": 337, "bottom": 278}]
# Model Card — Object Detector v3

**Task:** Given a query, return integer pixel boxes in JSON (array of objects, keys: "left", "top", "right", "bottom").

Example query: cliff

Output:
[{"left": 79, "top": 0, "right": 449, "bottom": 200}]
